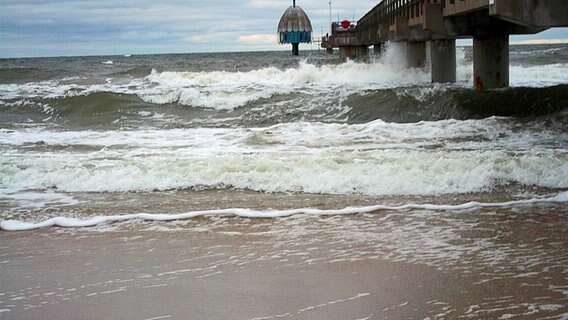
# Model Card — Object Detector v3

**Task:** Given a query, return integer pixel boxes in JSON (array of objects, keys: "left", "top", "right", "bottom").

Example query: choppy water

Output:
[
  {"left": 1, "top": 44, "right": 567, "bottom": 319},
  {"left": 0, "top": 43, "right": 566, "bottom": 219},
  {"left": 1, "top": 45, "right": 567, "bottom": 202}
]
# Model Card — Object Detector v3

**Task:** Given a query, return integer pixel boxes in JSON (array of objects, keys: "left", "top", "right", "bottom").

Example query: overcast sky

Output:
[{"left": 1, "top": 0, "right": 567, "bottom": 58}]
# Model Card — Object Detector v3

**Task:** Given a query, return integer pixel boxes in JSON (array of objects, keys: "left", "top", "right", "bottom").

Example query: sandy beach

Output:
[{"left": 1, "top": 199, "right": 566, "bottom": 319}]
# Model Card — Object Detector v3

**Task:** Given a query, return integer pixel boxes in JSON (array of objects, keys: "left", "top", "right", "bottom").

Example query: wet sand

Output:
[
  {"left": 1, "top": 201, "right": 567, "bottom": 319},
  {"left": 0, "top": 230, "right": 465, "bottom": 320}
]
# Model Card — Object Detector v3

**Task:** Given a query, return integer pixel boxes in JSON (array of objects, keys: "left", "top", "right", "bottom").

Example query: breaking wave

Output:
[
  {"left": 1, "top": 85, "right": 567, "bottom": 129},
  {"left": 1, "top": 117, "right": 567, "bottom": 194}
]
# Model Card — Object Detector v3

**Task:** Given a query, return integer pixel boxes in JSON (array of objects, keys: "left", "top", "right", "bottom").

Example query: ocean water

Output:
[
  {"left": 0, "top": 44, "right": 567, "bottom": 317},
  {"left": 1, "top": 44, "right": 567, "bottom": 223}
]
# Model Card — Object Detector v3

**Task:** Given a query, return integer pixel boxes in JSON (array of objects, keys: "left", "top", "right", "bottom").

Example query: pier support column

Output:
[
  {"left": 339, "top": 47, "right": 352, "bottom": 59},
  {"left": 430, "top": 39, "right": 456, "bottom": 83},
  {"left": 292, "top": 43, "right": 299, "bottom": 56},
  {"left": 473, "top": 34, "right": 509, "bottom": 91},
  {"left": 373, "top": 44, "right": 383, "bottom": 55},
  {"left": 407, "top": 42, "right": 426, "bottom": 68},
  {"left": 339, "top": 46, "right": 368, "bottom": 59}
]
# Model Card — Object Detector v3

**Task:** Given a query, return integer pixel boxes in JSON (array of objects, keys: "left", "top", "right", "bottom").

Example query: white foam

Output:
[
  {"left": 2, "top": 191, "right": 566, "bottom": 231},
  {"left": 455, "top": 47, "right": 473, "bottom": 83},
  {"left": 512, "top": 47, "right": 565, "bottom": 56},
  {"left": 0, "top": 81, "right": 80, "bottom": 100},
  {"left": 1, "top": 143, "right": 566, "bottom": 194},
  {"left": 1, "top": 118, "right": 566, "bottom": 194},
  {"left": 0, "top": 99, "right": 55, "bottom": 118},
  {"left": 510, "top": 63, "right": 568, "bottom": 87},
  {"left": 0, "top": 116, "right": 560, "bottom": 150},
  {"left": 0, "top": 190, "right": 81, "bottom": 208}
]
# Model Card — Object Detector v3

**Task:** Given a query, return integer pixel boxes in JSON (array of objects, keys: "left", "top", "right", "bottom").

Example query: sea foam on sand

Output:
[{"left": 2, "top": 191, "right": 566, "bottom": 231}]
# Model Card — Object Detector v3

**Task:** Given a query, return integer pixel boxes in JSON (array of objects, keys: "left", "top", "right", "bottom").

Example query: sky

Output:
[{"left": 1, "top": 0, "right": 567, "bottom": 58}]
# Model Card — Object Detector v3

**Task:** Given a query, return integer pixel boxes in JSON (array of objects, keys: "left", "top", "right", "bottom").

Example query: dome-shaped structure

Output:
[{"left": 277, "top": 1, "right": 312, "bottom": 55}]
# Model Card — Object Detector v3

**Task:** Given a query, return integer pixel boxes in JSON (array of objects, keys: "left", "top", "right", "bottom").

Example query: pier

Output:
[{"left": 322, "top": 0, "right": 568, "bottom": 90}]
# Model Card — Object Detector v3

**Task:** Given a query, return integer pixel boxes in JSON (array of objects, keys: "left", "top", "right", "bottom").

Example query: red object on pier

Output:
[{"left": 341, "top": 20, "right": 351, "bottom": 29}]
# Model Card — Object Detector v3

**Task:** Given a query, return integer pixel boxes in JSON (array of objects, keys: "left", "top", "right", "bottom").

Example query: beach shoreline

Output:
[{"left": 1, "top": 201, "right": 566, "bottom": 319}]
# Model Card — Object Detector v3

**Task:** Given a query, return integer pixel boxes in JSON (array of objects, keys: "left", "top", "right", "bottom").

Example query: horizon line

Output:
[{"left": 0, "top": 40, "right": 566, "bottom": 59}]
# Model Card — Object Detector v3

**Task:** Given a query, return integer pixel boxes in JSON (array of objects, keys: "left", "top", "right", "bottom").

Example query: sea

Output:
[{"left": 0, "top": 44, "right": 567, "bottom": 318}]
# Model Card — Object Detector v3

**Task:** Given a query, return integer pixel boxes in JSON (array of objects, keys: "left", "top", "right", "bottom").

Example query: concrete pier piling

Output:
[
  {"left": 430, "top": 39, "right": 456, "bottom": 83},
  {"left": 339, "top": 45, "right": 368, "bottom": 59},
  {"left": 373, "top": 44, "right": 383, "bottom": 55},
  {"left": 406, "top": 42, "right": 426, "bottom": 68},
  {"left": 473, "top": 34, "right": 509, "bottom": 91}
]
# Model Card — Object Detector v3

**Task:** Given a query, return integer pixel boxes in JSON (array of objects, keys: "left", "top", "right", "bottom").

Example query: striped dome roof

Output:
[{"left": 277, "top": 6, "right": 313, "bottom": 33}]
